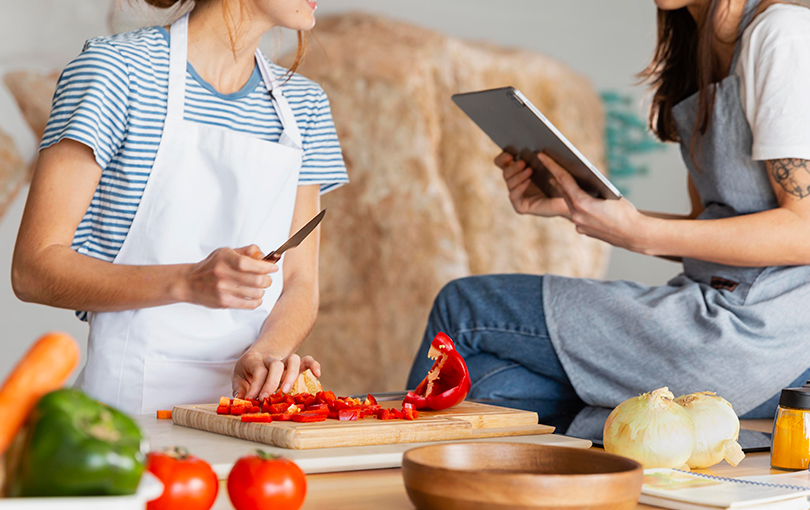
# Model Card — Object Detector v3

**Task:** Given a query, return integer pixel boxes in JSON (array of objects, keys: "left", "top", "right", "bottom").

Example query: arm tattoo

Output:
[{"left": 770, "top": 159, "right": 810, "bottom": 199}]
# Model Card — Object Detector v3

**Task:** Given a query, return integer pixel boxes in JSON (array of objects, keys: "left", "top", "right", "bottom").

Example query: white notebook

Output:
[{"left": 641, "top": 469, "right": 810, "bottom": 510}]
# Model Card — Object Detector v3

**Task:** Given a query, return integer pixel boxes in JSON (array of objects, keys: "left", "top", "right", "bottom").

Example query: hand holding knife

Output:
[{"left": 263, "top": 209, "right": 326, "bottom": 262}]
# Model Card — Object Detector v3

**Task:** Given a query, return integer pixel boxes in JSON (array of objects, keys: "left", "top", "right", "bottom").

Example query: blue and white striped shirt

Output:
[{"left": 42, "top": 26, "right": 348, "bottom": 265}]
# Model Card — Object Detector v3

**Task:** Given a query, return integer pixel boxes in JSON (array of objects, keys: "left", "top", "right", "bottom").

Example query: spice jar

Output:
[{"left": 771, "top": 382, "right": 810, "bottom": 470}]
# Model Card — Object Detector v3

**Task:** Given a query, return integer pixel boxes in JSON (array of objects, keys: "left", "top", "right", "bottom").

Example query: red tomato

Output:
[
  {"left": 227, "top": 451, "right": 306, "bottom": 510},
  {"left": 146, "top": 447, "right": 218, "bottom": 510}
]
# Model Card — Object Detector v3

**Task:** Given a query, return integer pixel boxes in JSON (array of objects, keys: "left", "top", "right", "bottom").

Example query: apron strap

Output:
[
  {"left": 167, "top": 13, "right": 190, "bottom": 125},
  {"left": 730, "top": 0, "right": 763, "bottom": 70},
  {"left": 255, "top": 49, "right": 304, "bottom": 150}
]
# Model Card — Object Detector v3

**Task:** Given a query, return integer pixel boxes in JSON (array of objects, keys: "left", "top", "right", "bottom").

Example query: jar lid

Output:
[{"left": 779, "top": 381, "right": 810, "bottom": 410}]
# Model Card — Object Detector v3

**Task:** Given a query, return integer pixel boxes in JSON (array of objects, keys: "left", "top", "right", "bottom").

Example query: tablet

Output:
[{"left": 452, "top": 87, "right": 622, "bottom": 200}]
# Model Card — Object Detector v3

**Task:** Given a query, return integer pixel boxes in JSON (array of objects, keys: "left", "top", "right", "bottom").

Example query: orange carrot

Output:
[
  {"left": 156, "top": 410, "right": 172, "bottom": 419},
  {"left": 0, "top": 332, "right": 80, "bottom": 456}
]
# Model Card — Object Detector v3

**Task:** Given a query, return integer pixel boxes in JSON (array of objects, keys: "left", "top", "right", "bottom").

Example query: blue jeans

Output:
[{"left": 406, "top": 274, "right": 810, "bottom": 421}]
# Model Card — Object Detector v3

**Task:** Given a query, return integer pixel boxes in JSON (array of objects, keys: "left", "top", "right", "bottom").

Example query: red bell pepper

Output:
[
  {"left": 292, "top": 412, "right": 328, "bottom": 423},
  {"left": 230, "top": 405, "right": 246, "bottom": 416},
  {"left": 403, "top": 332, "right": 471, "bottom": 411},
  {"left": 268, "top": 402, "right": 291, "bottom": 415},
  {"left": 403, "top": 408, "right": 419, "bottom": 420},
  {"left": 271, "top": 413, "right": 294, "bottom": 421},
  {"left": 241, "top": 413, "right": 273, "bottom": 423},
  {"left": 316, "top": 391, "right": 336, "bottom": 404},
  {"left": 338, "top": 409, "right": 359, "bottom": 421}
]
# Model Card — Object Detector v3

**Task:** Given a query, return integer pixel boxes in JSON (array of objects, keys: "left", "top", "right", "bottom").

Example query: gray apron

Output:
[{"left": 544, "top": 0, "right": 810, "bottom": 416}]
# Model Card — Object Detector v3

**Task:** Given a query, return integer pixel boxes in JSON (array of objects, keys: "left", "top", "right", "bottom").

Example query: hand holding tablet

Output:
[{"left": 452, "top": 87, "right": 622, "bottom": 201}]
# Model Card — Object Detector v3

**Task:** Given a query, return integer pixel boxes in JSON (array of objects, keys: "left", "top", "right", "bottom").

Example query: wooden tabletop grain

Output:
[{"left": 208, "top": 420, "right": 779, "bottom": 510}]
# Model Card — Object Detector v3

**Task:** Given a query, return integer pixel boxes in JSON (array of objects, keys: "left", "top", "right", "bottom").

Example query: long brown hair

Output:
[
  {"left": 640, "top": 0, "right": 731, "bottom": 144},
  {"left": 143, "top": 0, "right": 307, "bottom": 77}
]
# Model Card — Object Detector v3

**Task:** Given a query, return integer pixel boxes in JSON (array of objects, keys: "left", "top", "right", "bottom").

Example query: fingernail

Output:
[
  {"left": 259, "top": 393, "right": 268, "bottom": 400},
  {"left": 282, "top": 384, "right": 291, "bottom": 393},
  {"left": 233, "top": 390, "right": 239, "bottom": 397}
]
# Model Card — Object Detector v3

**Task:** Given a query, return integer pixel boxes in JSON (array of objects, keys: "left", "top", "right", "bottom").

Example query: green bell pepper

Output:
[{"left": 9, "top": 388, "right": 147, "bottom": 497}]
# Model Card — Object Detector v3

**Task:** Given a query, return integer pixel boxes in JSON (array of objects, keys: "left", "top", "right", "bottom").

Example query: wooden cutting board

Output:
[{"left": 172, "top": 400, "right": 554, "bottom": 450}]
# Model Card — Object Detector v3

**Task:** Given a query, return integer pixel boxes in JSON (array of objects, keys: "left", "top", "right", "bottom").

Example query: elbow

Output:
[
  {"left": 11, "top": 251, "right": 49, "bottom": 305},
  {"left": 11, "top": 261, "right": 37, "bottom": 303}
]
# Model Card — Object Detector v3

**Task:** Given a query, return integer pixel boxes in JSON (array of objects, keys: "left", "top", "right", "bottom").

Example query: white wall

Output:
[{"left": 0, "top": 0, "right": 700, "bottom": 381}]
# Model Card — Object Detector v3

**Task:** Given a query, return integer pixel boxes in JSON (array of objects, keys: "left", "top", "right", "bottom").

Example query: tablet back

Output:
[{"left": 452, "top": 87, "right": 621, "bottom": 200}]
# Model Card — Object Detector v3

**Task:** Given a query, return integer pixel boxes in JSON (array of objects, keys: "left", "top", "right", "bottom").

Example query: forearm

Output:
[
  {"left": 12, "top": 244, "right": 188, "bottom": 311},
  {"left": 643, "top": 207, "right": 810, "bottom": 266},
  {"left": 250, "top": 275, "right": 319, "bottom": 359}
]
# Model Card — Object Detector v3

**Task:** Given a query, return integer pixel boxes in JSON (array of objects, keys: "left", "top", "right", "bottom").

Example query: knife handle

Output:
[{"left": 262, "top": 251, "right": 281, "bottom": 263}]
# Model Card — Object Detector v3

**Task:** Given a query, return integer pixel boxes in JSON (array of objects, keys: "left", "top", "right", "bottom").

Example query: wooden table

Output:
[{"left": 208, "top": 420, "right": 779, "bottom": 510}]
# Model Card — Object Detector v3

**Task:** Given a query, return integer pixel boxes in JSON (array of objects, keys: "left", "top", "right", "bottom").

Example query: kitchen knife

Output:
[{"left": 263, "top": 209, "right": 326, "bottom": 262}]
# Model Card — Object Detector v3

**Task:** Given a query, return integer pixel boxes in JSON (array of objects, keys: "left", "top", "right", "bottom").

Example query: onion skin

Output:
[
  {"left": 674, "top": 392, "right": 744, "bottom": 469},
  {"left": 604, "top": 387, "right": 696, "bottom": 469}
]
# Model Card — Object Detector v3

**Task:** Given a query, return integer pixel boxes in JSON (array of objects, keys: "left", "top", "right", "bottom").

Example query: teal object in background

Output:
[{"left": 601, "top": 91, "right": 665, "bottom": 197}]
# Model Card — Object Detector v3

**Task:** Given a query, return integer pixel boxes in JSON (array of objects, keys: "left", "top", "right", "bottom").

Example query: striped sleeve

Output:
[
  {"left": 299, "top": 88, "right": 348, "bottom": 194},
  {"left": 40, "top": 38, "right": 130, "bottom": 170}
]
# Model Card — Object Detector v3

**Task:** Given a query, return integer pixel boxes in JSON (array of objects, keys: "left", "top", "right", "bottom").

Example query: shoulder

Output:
[
  {"left": 745, "top": 4, "right": 810, "bottom": 54},
  {"left": 69, "top": 27, "right": 169, "bottom": 80}
]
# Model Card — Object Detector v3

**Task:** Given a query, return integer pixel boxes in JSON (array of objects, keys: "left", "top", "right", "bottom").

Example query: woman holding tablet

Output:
[
  {"left": 11, "top": 0, "right": 347, "bottom": 414},
  {"left": 408, "top": 0, "right": 810, "bottom": 418}
]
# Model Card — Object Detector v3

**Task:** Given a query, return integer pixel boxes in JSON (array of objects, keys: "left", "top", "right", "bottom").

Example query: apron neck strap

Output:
[
  {"left": 730, "top": 0, "right": 763, "bottom": 70},
  {"left": 255, "top": 49, "right": 303, "bottom": 150},
  {"left": 167, "top": 13, "right": 189, "bottom": 123}
]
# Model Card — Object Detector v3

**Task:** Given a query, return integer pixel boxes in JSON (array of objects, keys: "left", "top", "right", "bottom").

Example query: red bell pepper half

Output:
[{"left": 403, "top": 332, "right": 471, "bottom": 411}]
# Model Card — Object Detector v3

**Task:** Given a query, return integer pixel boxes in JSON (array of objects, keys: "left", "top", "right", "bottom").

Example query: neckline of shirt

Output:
[{"left": 155, "top": 26, "right": 262, "bottom": 101}]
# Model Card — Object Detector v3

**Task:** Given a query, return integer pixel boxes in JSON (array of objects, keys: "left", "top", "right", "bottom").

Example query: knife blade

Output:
[{"left": 263, "top": 209, "right": 326, "bottom": 262}]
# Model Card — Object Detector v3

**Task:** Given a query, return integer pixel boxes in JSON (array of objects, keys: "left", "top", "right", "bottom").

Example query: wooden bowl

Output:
[{"left": 402, "top": 442, "right": 642, "bottom": 510}]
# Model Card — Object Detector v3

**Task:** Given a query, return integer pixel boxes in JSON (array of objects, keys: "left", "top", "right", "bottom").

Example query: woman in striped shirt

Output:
[{"left": 11, "top": 0, "right": 347, "bottom": 414}]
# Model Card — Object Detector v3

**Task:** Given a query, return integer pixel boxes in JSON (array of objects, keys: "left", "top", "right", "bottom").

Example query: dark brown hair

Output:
[
  {"left": 144, "top": 0, "right": 307, "bottom": 77},
  {"left": 640, "top": 0, "right": 729, "bottom": 143}
]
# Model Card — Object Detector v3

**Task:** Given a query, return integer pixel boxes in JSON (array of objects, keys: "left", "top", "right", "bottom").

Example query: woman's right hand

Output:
[
  {"left": 181, "top": 245, "right": 277, "bottom": 309},
  {"left": 495, "top": 151, "right": 570, "bottom": 218}
]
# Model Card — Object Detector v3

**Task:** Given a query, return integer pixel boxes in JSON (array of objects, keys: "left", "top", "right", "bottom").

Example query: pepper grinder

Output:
[{"left": 772, "top": 381, "right": 810, "bottom": 470}]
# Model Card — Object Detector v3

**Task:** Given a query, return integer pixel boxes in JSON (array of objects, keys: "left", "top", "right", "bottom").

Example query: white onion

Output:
[
  {"left": 603, "top": 387, "right": 695, "bottom": 469},
  {"left": 674, "top": 392, "right": 745, "bottom": 469}
]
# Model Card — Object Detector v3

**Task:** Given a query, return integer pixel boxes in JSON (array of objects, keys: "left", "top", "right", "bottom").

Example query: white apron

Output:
[{"left": 76, "top": 13, "right": 303, "bottom": 415}]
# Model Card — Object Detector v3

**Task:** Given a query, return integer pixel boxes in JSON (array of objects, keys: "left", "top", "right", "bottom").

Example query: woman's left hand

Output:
[
  {"left": 538, "top": 153, "right": 652, "bottom": 253},
  {"left": 232, "top": 351, "right": 322, "bottom": 400}
]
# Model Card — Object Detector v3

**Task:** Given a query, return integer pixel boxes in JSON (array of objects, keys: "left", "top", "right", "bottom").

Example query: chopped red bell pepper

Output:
[
  {"left": 271, "top": 413, "right": 294, "bottom": 421},
  {"left": 247, "top": 405, "right": 261, "bottom": 414},
  {"left": 338, "top": 409, "right": 360, "bottom": 421},
  {"left": 403, "top": 332, "right": 471, "bottom": 411},
  {"left": 403, "top": 408, "right": 419, "bottom": 420},
  {"left": 363, "top": 394, "right": 378, "bottom": 406},
  {"left": 360, "top": 405, "right": 381, "bottom": 417},
  {"left": 216, "top": 405, "right": 231, "bottom": 415},
  {"left": 391, "top": 408, "right": 405, "bottom": 420},
  {"left": 268, "top": 402, "right": 291, "bottom": 414},
  {"left": 230, "top": 405, "right": 246, "bottom": 415},
  {"left": 292, "top": 412, "right": 328, "bottom": 423},
  {"left": 261, "top": 400, "right": 272, "bottom": 413},
  {"left": 316, "top": 390, "right": 337, "bottom": 403},
  {"left": 249, "top": 398, "right": 261, "bottom": 407},
  {"left": 376, "top": 408, "right": 395, "bottom": 420},
  {"left": 241, "top": 413, "right": 273, "bottom": 423}
]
